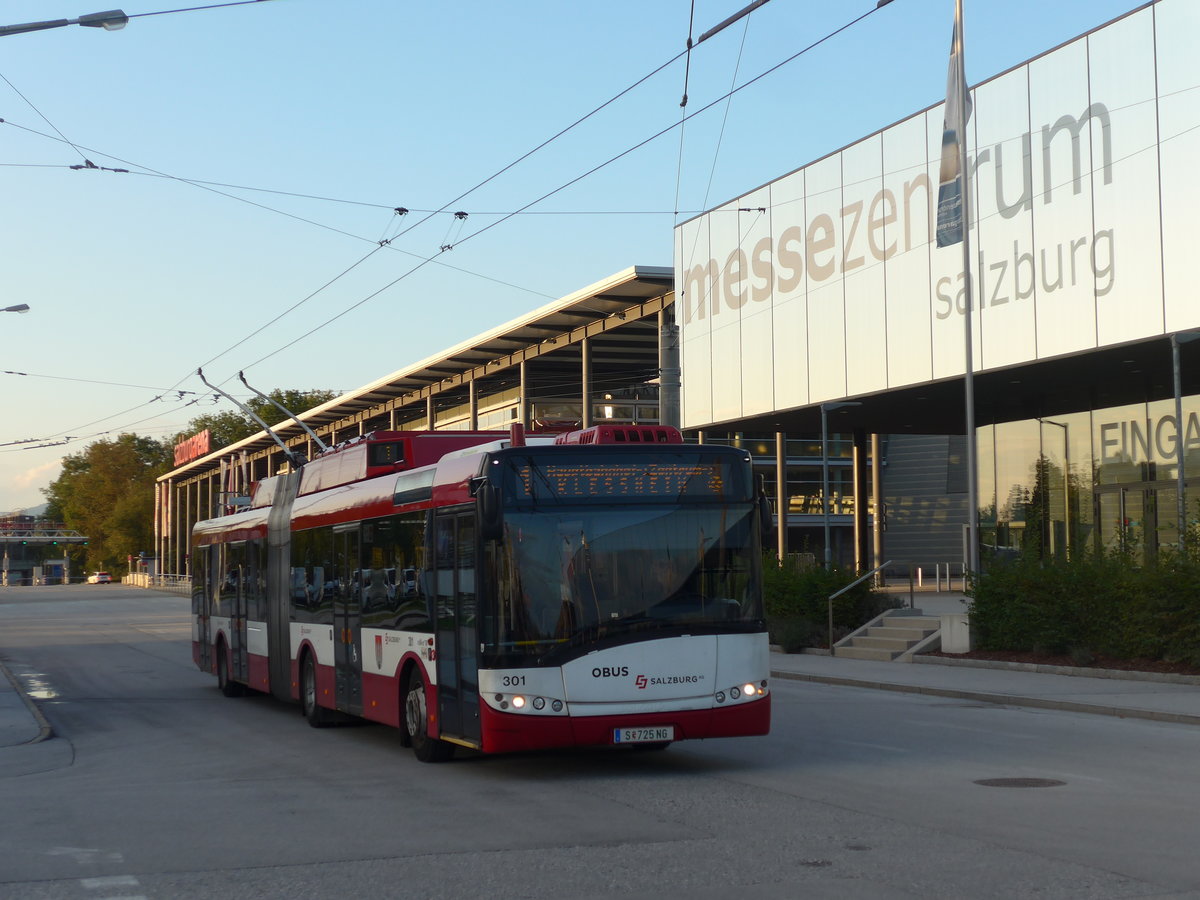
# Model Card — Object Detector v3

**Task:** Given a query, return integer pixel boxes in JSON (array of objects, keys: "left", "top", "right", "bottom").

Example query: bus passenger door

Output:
[
  {"left": 435, "top": 511, "right": 481, "bottom": 745},
  {"left": 193, "top": 545, "right": 213, "bottom": 673},
  {"left": 333, "top": 524, "right": 363, "bottom": 715},
  {"left": 220, "top": 543, "right": 249, "bottom": 683}
]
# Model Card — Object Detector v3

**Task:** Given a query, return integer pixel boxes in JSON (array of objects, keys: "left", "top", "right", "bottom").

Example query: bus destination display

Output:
[{"left": 512, "top": 460, "right": 727, "bottom": 500}]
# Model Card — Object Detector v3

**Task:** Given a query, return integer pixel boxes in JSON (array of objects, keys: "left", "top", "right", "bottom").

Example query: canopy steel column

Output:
[
  {"left": 469, "top": 379, "right": 479, "bottom": 430},
  {"left": 176, "top": 483, "right": 185, "bottom": 574},
  {"left": 659, "top": 307, "right": 680, "bottom": 429},
  {"left": 775, "top": 432, "right": 787, "bottom": 560},
  {"left": 581, "top": 337, "right": 592, "bottom": 428},
  {"left": 185, "top": 481, "right": 193, "bottom": 575},
  {"left": 519, "top": 360, "right": 530, "bottom": 426},
  {"left": 852, "top": 429, "right": 869, "bottom": 573},
  {"left": 872, "top": 434, "right": 884, "bottom": 583},
  {"left": 426, "top": 396, "right": 435, "bottom": 431}
]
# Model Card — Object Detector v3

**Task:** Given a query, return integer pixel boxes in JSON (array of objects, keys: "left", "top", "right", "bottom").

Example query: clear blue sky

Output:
[{"left": 0, "top": 0, "right": 1143, "bottom": 512}]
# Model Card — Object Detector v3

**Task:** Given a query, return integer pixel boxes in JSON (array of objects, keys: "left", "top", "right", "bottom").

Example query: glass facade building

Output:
[{"left": 674, "top": 0, "right": 1200, "bottom": 571}]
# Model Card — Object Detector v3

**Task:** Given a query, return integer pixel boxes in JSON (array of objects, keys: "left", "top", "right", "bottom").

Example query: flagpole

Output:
[{"left": 955, "top": 0, "right": 980, "bottom": 577}]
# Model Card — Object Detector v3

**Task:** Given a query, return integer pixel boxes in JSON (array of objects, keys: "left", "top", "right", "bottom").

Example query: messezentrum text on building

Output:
[
  {"left": 675, "top": 0, "right": 1199, "bottom": 566},
  {"left": 160, "top": 0, "right": 1198, "bottom": 576}
]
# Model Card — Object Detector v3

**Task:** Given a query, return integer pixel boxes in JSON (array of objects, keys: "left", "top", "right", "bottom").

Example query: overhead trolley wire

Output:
[
  {"left": 3, "top": 2, "right": 890, "bottom": 454},
  {"left": 673, "top": 0, "right": 698, "bottom": 222},
  {"left": 233, "top": 2, "right": 895, "bottom": 374}
]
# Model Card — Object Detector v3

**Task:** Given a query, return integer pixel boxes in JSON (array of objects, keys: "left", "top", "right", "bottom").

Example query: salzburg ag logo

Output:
[{"left": 635, "top": 674, "right": 648, "bottom": 689}]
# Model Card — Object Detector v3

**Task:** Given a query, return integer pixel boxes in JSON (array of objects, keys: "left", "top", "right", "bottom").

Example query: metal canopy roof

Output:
[{"left": 165, "top": 266, "right": 673, "bottom": 483}]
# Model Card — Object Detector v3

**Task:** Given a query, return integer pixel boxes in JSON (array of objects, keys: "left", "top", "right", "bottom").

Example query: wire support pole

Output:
[{"left": 956, "top": 0, "right": 980, "bottom": 578}]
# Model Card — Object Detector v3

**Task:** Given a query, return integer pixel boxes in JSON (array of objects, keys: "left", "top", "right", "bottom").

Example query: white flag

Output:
[{"left": 936, "top": 2, "right": 972, "bottom": 248}]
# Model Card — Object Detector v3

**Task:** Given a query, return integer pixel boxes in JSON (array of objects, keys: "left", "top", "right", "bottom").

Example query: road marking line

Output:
[
  {"left": 79, "top": 875, "right": 139, "bottom": 888},
  {"left": 832, "top": 739, "right": 910, "bottom": 753}
]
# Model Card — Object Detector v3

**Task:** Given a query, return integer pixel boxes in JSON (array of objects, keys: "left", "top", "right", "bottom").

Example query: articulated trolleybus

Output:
[{"left": 192, "top": 424, "right": 771, "bottom": 761}]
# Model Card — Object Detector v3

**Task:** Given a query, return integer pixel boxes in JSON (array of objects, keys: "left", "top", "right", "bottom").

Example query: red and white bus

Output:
[{"left": 191, "top": 424, "right": 771, "bottom": 761}]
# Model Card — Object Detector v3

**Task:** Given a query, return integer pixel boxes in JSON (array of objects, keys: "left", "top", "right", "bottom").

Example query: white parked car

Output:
[{"left": 86, "top": 572, "right": 112, "bottom": 584}]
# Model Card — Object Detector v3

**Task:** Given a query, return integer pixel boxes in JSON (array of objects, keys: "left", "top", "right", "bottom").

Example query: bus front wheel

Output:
[{"left": 404, "top": 670, "right": 454, "bottom": 763}]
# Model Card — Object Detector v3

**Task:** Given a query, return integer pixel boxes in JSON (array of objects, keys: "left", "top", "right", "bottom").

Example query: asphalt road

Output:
[{"left": 3, "top": 586, "right": 1200, "bottom": 899}]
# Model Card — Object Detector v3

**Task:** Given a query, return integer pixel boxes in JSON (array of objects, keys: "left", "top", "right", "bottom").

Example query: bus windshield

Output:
[{"left": 485, "top": 501, "right": 762, "bottom": 667}]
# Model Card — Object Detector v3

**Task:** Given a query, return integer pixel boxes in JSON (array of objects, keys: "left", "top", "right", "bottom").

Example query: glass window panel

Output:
[
  {"left": 993, "top": 419, "right": 1041, "bottom": 553},
  {"left": 770, "top": 170, "right": 810, "bottom": 409}
]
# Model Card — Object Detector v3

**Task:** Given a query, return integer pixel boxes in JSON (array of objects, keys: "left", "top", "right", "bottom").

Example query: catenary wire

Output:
[
  {"left": 2, "top": 2, "right": 889, "bottom": 455},
  {"left": 214, "top": 3, "right": 897, "bottom": 373}
]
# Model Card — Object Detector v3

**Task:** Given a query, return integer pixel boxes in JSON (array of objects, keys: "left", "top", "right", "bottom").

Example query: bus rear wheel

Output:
[
  {"left": 301, "top": 653, "right": 333, "bottom": 728},
  {"left": 404, "top": 670, "right": 454, "bottom": 763},
  {"left": 216, "top": 645, "right": 244, "bottom": 697}
]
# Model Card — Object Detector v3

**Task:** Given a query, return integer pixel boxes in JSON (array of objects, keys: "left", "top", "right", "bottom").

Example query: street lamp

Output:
[
  {"left": 0, "top": 10, "right": 127, "bottom": 37},
  {"left": 3, "top": 304, "right": 31, "bottom": 314},
  {"left": 821, "top": 401, "right": 862, "bottom": 569}
]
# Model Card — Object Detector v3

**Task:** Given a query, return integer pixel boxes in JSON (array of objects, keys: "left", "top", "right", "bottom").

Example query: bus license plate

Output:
[{"left": 613, "top": 726, "right": 674, "bottom": 744}]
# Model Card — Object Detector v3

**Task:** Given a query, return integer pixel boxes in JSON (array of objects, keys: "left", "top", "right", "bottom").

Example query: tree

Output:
[
  {"left": 43, "top": 434, "right": 172, "bottom": 574},
  {"left": 41, "top": 387, "right": 336, "bottom": 576},
  {"left": 171, "top": 388, "right": 337, "bottom": 451}
]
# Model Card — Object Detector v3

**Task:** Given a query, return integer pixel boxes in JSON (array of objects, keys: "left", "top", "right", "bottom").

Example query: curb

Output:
[
  {"left": 913, "top": 653, "right": 1200, "bottom": 685},
  {"left": 0, "top": 657, "right": 54, "bottom": 745},
  {"left": 769, "top": 668, "right": 1200, "bottom": 728}
]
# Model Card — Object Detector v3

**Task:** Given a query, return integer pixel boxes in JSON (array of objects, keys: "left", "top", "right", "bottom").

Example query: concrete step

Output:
[
  {"left": 881, "top": 615, "right": 940, "bottom": 630},
  {"left": 835, "top": 645, "right": 898, "bottom": 662},
  {"left": 865, "top": 625, "right": 938, "bottom": 641},
  {"left": 848, "top": 635, "right": 913, "bottom": 652},
  {"left": 832, "top": 612, "right": 946, "bottom": 663}
]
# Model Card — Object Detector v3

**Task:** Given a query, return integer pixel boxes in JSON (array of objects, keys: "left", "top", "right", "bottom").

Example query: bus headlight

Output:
[
  {"left": 716, "top": 681, "right": 767, "bottom": 706},
  {"left": 487, "top": 692, "right": 566, "bottom": 715}
]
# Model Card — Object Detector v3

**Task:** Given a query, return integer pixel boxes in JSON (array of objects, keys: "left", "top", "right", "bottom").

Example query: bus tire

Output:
[
  {"left": 216, "top": 643, "right": 244, "bottom": 697},
  {"left": 404, "top": 669, "right": 454, "bottom": 763},
  {"left": 301, "top": 653, "right": 333, "bottom": 728},
  {"left": 397, "top": 665, "right": 413, "bottom": 747}
]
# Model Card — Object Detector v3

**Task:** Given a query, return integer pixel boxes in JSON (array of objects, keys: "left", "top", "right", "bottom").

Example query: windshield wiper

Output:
[{"left": 520, "top": 459, "right": 559, "bottom": 501}]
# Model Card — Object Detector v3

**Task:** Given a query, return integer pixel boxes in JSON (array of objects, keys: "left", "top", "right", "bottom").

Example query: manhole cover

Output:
[{"left": 974, "top": 777, "right": 1066, "bottom": 788}]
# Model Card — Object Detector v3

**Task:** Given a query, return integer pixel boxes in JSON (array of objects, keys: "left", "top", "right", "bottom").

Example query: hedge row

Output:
[
  {"left": 970, "top": 550, "right": 1200, "bottom": 666},
  {"left": 762, "top": 555, "right": 899, "bottom": 651}
]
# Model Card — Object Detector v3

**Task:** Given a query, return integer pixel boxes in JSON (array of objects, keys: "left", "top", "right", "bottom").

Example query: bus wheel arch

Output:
[
  {"left": 403, "top": 665, "right": 454, "bottom": 763},
  {"left": 300, "top": 648, "right": 333, "bottom": 728},
  {"left": 396, "top": 659, "right": 418, "bottom": 747},
  {"left": 215, "top": 637, "right": 244, "bottom": 697}
]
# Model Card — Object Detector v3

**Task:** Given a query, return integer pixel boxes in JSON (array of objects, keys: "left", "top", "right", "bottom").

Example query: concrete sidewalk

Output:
[{"left": 769, "top": 650, "right": 1200, "bottom": 726}]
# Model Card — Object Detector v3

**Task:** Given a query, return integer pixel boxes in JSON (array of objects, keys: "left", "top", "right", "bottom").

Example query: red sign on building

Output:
[{"left": 173, "top": 429, "right": 211, "bottom": 466}]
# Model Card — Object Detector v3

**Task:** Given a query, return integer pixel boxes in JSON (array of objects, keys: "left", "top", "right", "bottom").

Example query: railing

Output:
[
  {"left": 124, "top": 572, "right": 192, "bottom": 596},
  {"left": 900, "top": 562, "right": 967, "bottom": 594},
  {"left": 828, "top": 560, "right": 892, "bottom": 647}
]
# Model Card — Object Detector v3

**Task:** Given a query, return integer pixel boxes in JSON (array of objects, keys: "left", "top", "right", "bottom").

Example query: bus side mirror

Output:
[
  {"left": 477, "top": 483, "right": 503, "bottom": 541},
  {"left": 758, "top": 495, "right": 775, "bottom": 542}
]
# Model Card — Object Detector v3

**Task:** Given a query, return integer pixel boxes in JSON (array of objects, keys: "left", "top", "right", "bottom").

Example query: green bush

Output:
[
  {"left": 970, "top": 547, "right": 1200, "bottom": 665},
  {"left": 762, "top": 554, "right": 899, "bottom": 650},
  {"left": 768, "top": 617, "right": 822, "bottom": 653}
]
